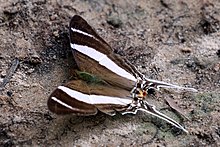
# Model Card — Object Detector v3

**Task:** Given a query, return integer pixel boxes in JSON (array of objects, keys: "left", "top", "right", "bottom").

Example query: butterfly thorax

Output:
[{"left": 130, "top": 79, "right": 156, "bottom": 101}]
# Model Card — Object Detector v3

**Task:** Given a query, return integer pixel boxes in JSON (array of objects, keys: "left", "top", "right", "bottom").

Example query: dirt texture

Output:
[{"left": 0, "top": 0, "right": 220, "bottom": 146}]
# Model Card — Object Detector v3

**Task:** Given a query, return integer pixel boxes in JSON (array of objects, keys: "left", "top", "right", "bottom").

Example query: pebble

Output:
[
  {"left": 213, "top": 62, "right": 220, "bottom": 72},
  {"left": 27, "top": 68, "right": 35, "bottom": 74},
  {"left": 107, "top": 16, "right": 123, "bottom": 28},
  {"left": 50, "top": 14, "right": 58, "bottom": 21},
  {"left": 181, "top": 47, "right": 192, "bottom": 53},
  {"left": 1, "top": 70, "right": 6, "bottom": 77}
]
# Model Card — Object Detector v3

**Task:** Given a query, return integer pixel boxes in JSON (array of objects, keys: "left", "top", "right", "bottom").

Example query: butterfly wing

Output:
[
  {"left": 69, "top": 15, "right": 139, "bottom": 90},
  {"left": 48, "top": 79, "right": 132, "bottom": 116}
]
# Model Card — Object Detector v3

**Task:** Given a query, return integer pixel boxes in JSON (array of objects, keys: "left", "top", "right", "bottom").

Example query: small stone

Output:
[
  {"left": 4, "top": 6, "right": 19, "bottom": 15},
  {"left": 107, "top": 16, "right": 123, "bottom": 28},
  {"left": 181, "top": 47, "right": 192, "bottom": 53},
  {"left": 1, "top": 70, "right": 6, "bottom": 77},
  {"left": 52, "top": 55, "right": 57, "bottom": 60},
  {"left": 18, "top": 94, "right": 22, "bottom": 98},
  {"left": 27, "top": 68, "right": 35, "bottom": 74},
  {"left": 53, "top": 30, "right": 59, "bottom": 37},
  {"left": 213, "top": 62, "right": 220, "bottom": 72},
  {"left": 50, "top": 14, "right": 58, "bottom": 21},
  {"left": 28, "top": 49, "right": 42, "bottom": 64},
  {"left": 22, "top": 83, "right": 30, "bottom": 88},
  {"left": 32, "top": 83, "right": 40, "bottom": 87}
]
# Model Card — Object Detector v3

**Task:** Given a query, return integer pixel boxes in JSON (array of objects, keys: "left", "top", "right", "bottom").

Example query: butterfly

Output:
[{"left": 48, "top": 15, "right": 197, "bottom": 133}]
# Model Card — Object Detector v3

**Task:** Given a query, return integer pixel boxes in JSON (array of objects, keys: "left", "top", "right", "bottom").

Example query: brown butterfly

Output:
[{"left": 48, "top": 15, "right": 197, "bottom": 133}]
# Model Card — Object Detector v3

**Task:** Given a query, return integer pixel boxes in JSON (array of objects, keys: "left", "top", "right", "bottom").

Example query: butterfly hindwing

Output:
[{"left": 48, "top": 79, "right": 132, "bottom": 116}]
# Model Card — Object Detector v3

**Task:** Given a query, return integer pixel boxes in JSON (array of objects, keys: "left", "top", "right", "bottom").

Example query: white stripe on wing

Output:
[
  {"left": 71, "top": 28, "right": 94, "bottom": 38},
  {"left": 58, "top": 86, "right": 132, "bottom": 105},
  {"left": 51, "top": 96, "right": 80, "bottom": 111},
  {"left": 70, "top": 43, "right": 137, "bottom": 82}
]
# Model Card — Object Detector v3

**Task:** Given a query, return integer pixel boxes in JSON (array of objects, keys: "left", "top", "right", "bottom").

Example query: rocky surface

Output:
[{"left": 0, "top": 0, "right": 220, "bottom": 146}]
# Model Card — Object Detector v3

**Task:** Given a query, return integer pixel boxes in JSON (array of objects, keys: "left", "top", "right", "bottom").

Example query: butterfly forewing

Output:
[
  {"left": 48, "top": 80, "right": 132, "bottom": 116},
  {"left": 69, "top": 15, "right": 138, "bottom": 90}
]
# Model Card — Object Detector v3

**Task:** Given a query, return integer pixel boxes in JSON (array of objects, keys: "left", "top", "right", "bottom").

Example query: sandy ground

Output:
[{"left": 0, "top": 0, "right": 220, "bottom": 146}]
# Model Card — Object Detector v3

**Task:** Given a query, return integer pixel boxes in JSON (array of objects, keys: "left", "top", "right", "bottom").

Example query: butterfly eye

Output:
[{"left": 142, "top": 91, "right": 147, "bottom": 97}]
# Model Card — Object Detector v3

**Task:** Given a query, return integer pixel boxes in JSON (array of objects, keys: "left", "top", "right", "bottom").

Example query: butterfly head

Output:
[{"left": 131, "top": 80, "right": 157, "bottom": 101}]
